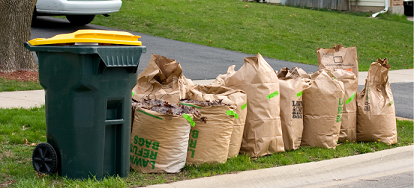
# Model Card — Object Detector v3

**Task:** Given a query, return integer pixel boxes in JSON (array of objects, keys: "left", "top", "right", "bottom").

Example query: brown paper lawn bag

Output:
[
  {"left": 130, "top": 101, "right": 198, "bottom": 173},
  {"left": 225, "top": 53, "right": 284, "bottom": 158},
  {"left": 357, "top": 58, "right": 397, "bottom": 145},
  {"left": 182, "top": 102, "right": 235, "bottom": 164},
  {"left": 183, "top": 85, "right": 245, "bottom": 163},
  {"left": 333, "top": 69, "right": 358, "bottom": 142},
  {"left": 132, "top": 54, "right": 193, "bottom": 103},
  {"left": 278, "top": 67, "right": 310, "bottom": 151},
  {"left": 317, "top": 45, "right": 359, "bottom": 81},
  {"left": 210, "top": 67, "right": 249, "bottom": 158},
  {"left": 226, "top": 90, "right": 248, "bottom": 158},
  {"left": 301, "top": 70, "right": 345, "bottom": 149}
]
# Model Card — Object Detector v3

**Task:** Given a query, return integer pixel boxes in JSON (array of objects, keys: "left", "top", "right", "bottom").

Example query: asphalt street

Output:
[
  {"left": 331, "top": 171, "right": 413, "bottom": 188},
  {"left": 31, "top": 16, "right": 413, "bottom": 119}
]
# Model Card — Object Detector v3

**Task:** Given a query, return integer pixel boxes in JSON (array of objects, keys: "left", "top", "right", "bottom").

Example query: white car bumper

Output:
[{"left": 36, "top": 0, "right": 122, "bottom": 15}]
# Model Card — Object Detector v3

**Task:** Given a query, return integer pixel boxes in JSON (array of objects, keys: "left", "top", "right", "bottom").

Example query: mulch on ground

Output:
[{"left": 0, "top": 71, "right": 39, "bottom": 82}]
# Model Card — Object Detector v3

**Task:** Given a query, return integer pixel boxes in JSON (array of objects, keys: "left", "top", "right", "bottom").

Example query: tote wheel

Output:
[{"left": 32, "top": 143, "right": 58, "bottom": 174}]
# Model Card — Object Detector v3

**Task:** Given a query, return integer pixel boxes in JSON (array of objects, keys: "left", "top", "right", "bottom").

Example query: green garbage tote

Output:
[{"left": 24, "top": 30, "right": 146, "bottom": 179}]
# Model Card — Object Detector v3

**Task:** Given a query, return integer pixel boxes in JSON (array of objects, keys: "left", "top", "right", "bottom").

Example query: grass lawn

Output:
[
  {"left": 91, "top": 0, "right": 413, "bottom": 71},
  {"left": 0, "top": 106, "right": 412, "bottom": 187},
  {"left": 0, "top": 78, "right": 42, "bottom": 92}
]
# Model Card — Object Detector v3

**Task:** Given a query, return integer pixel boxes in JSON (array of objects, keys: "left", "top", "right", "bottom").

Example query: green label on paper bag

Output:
[
  {"left": 389, "top": 101, "right": 394, "bottom": 106},
  {"left": 183, "top": 114, "right": 196, "bottom": 127},
  {"left": 346, "top": 92, "right": 356, "bottom": 104},
  {"left": 226, "top": 110, "right": 239, "bottom": 119},
  {"left": 132, "top": 91, "right": 135, "bottom": 96},
  {"left": 130, "top": 136, "right": 159, "bottom": 169},
  {"left": 179, "top": 103, "right": 202, "bottom": 109},
  {"left": 187, "top": 129, "right": 198, "bottom": 158},
  {"left": 241, "top": 103, "right": 247, "bottom": 110},
  {"left": 138, "top": 109, "right": 163, "bottom": 120},
  {"left": 267, "top": 91, "right": 279, "bottom": 100},
  {"left": 297, "top": 91, "right": 303, "bottom": 97}
]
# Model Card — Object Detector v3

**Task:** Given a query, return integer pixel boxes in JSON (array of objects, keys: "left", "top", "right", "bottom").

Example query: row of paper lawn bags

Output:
[{"left": 129, "top": 45, "right": 397, "bottom": 173}]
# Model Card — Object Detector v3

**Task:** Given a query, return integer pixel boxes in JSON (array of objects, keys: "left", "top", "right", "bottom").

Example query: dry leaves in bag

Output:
[
  {"left": 130, "top": 99, "right": 199, "bottom": 173},
  {"left": 188, "top": 84, "right": 248, "bottom": 158},
  {"left": 181, "top": 98, "right": 235, "bottom": 164}
]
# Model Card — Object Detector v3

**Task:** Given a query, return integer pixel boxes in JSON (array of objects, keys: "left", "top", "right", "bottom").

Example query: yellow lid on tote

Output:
[{"left": 28, "top": 29, "right": 142, "bottom": 46}]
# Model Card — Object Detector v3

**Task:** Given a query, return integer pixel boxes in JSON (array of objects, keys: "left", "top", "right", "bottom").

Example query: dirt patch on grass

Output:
[
  {"left": 1, "top": 150, "right": 12, "bottom": 159},
  {"left": 0, "top": 179, "right": 14, "bottom": 188},
  {"left": 0, "top": 71, "right": 39, "bottom": 82},
  {"left": 0, "top": 173, "right": 14, "bottom": 188}
]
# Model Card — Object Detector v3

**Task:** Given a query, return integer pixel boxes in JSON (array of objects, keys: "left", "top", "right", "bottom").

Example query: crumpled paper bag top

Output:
[{"left": 132, "top": 54, "right": 193, "bottom": 103}]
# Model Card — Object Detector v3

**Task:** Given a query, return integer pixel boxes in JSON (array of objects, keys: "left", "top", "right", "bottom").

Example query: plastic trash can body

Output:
[{"left": 25, "top": 44, "right": 146, "bottom": 179}]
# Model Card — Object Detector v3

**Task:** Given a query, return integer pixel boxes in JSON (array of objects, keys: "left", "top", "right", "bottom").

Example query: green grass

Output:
[
  {"left": 299, "top": 6, "right": 412, "bottom": 24},
  {"left": 90, "top": 0, "right": 413, "bottom": 71},
  {"left": 0, "top": 106, "right": 413, "bottom": 187},
  {"left": 0, "top": 78, "right": 43, "bottom": 92},
  {"left": 0, "top": 106, "right": 46, "bottom": 145}
]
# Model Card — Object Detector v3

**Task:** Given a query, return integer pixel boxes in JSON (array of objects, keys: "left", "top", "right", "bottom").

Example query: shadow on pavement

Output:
[{"left": 31, "top": 16, "right": 95, "bottom": 39}]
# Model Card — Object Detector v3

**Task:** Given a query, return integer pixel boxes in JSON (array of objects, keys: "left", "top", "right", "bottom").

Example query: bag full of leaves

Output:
[
  {"left": 181, "top": 96, "right": 236, "bottom": 164},
  {"left": 301, "top": 70, "right": 345, "bottom": 149},
  {"left": 186, "top": 84, "right": 247, "bottom": 158},
  {"left": 130, "top": 98, "right": 199, "bottom": 173},
  {"left": 332, "top": 69, "right": 358, "bottom": 143},
  {"left": 357, "top": 58, "right": 397, "bottom": 145},
  {"left": 278, "top": 67, "right": 310, "bottom": 151},
  {"left": 224, "top": 53, "right": 284, "bottom": 158}
]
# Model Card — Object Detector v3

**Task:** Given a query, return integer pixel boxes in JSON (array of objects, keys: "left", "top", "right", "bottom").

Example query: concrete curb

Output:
[
  {"left": 358, "top": 69, "right": 414, "bottom": 85},
  {"left": 146, "top": 146, "right": 413, "bottom": 188}
]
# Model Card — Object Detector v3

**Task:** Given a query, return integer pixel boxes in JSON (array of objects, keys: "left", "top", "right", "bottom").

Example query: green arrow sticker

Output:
[
  {"left": 297, "top": 91, "right": 303, "bottom": 98},
  {"left": 241, "top": 103, "right": 247, "bottom": 110},
  {"left": 346, "top": 92, "right": 356, "bottom": 104},
  {"left": 267, "top": 91, "right": 279, "bottom": 100},
  {"left": 183, "top": 114, "right": 196, "bottom": 127},
  {"left": 226, "top": 110, "right": 239, "bottom": 119},
  {"left": 179, "top": 103, "right": 202, "bottom": 109},
  {"left": 138, "top": 109, "right": 162, "bottom": 120},
  {"left": 132, "top": 91, "right": 135, "bottom": 96}
]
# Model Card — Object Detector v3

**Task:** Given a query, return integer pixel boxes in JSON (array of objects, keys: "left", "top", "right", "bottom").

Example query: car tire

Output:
[{"left": 66, "top": 15, "right": 95, "bottom": 25}]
